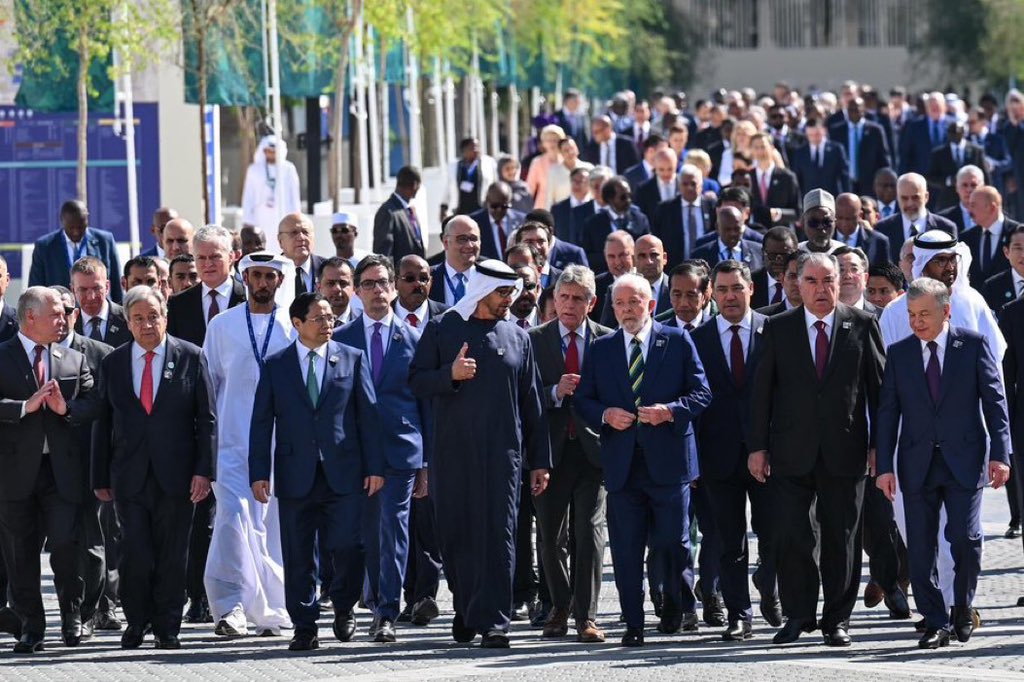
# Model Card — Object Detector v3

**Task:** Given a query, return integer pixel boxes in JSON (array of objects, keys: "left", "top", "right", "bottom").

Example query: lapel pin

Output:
[
  {"left": 166, "top": 361, "right": 175, "bottom": 370},
  {"left": 497, "top": 348, "right": 505, "bottom": 356},
  {"left": 52, "top": 349, "right": 62, "bottom": 359},
  {"left": 1007, "top": 291, "right": 1013, "bottom": 299},
  {"left": 842, "top": 321, "right": 852, "bottom": 329},
  {"left": 756, "top": 326, "right": 764, "bottom": 334},
  {"left": 392, "top": 332, "right": 402, "bottom": 343},
  {"left": 109, "top": 325, "right": 119, "bottom": 333},
  {"left": 329, "top": 355, "right": 339, "bottom": 365},
  {"left": 656, "top": 338, "right": 666, "bottom": 347},
  {"left": 953, "top": 340, "right": 963, "bottom": 348},
  {"left": 163, "top": 369, "right": 173, "bottom": 380}
]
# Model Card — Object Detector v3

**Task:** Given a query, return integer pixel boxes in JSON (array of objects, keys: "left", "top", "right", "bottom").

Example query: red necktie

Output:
[
  {"left": 564, "top": 331, "right": 580, "bottom": 438},
  {"left": 496, "top": 219, "right": 507, "bottom": 254},
  {"left": 33, "top": 345, "right": 45, "bottom": 388},
  {"left": 406, "top": 313, "right": 419, "bottom": 328},
  {"left": 729, "top": 325, "right": 745, "bottom": 386},
  {"left": 814, "top": 320, "right": 829, "bottom": 380},
  {"left": 140, "top": 351, "right": 155, "bottom": 415},
  {"left": 207, "top": 290, "right": 220, "bottom": 323}
]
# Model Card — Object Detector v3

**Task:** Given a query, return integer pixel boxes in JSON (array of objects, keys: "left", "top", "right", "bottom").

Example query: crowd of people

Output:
[{"left": 1, "top": 79, "right": 1024, "bottom": 656}]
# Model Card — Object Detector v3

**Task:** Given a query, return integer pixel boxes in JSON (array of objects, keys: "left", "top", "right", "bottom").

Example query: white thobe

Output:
[
  {"left": 241, "top": 160, "right": 302, "bottom": 254},
  {"left": 202, "top": 304, "right": 295, "bottom": 629}
]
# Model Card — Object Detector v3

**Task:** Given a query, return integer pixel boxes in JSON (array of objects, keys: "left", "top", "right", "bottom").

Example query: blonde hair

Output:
[
  {"left": 540, "top": 124, "right": 567, "bottom": 142},
  {"left": 686, "top": 149, "right": 712, "bottom": 174},
  {"left": 730, "top": 120, "right": 758, "bottom": 152}
]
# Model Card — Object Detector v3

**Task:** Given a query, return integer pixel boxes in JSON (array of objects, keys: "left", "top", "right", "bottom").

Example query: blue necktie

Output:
[
  {"left": 370, "top": 322, "right": 384, "bottom": 385},
  {"left": 453, "top": 273, "right": 466, "bottom": 303}
]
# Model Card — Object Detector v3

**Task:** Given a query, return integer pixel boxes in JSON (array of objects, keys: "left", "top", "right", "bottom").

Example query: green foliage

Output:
[
  {"left": 914, "top": 0, "right": 988, "bottom": 84},
  {"left": 983, "top": 0, "right": 1024, "bottom": 85}
]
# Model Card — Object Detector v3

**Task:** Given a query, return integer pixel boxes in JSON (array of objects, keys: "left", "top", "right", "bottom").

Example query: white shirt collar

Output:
[
  {"left": 362, "top": 310, "right": 395, "bottom": 331},
  {"left": 1011, "top": 268, "right": 1024, "bottom": 294},
  {"left": 984, "top": 215, "right": 1005, "bottom": 238},
  {"left": 81, "top": 299, "right": 110, "bottom": 325},
  {"left": 393, "top": 192, "right": 410, "bottom": 209},
  {"left": 202, "top": 277, "right": 234, "bottom": 300},
  {"left": 626, "top": 318, "right": 654, "bottom": 346},
  {"left": 921, "top": 325, "right": 949, "bottom": 355},
  {"left": 293, "top": 255, "right": 314, "bottom": 275},
  {"left": 569, "top": 194, "right": 588, "bottom": 208},
  {"left": 803, "top": 307, "right": 837, "bottom": 331},
  {"left": 558, "top": 320, "right": 585, "bottom": 339},
  {"left": 132, "top": 337, "right": 167, "bottom": 362},
  {"left": 18, "top": 332, "right": 48, "bottom": 359},
  {"left": 445, "top": 262, "right": 473, "bottom": 279},
  {"left": 395, "top": 299, "right": 429, "bottom": 323},
  {"left": 716, "top": 310, "right": 752, "bottom": 335},
  {"left": 297, "top": 340, "right": 328, "bottom": 360}
]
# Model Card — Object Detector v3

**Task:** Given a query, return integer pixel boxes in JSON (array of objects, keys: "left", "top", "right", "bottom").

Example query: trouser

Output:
[
  {"left": 78, "top": 495, "right": 106, "bottom": 622},
  {"left": 362, "top": 469, "right": 416, "bottom": 621},
  {"left": 98, "top": 501, "right": 120, "bottom": 614},
  {"left": 185, "top": 494, "right": 214, "bottom": 605},
  {"left": 403, "top": 496, "right": 442, "bottom": 606},
  {"left": 862, "top": 476, "right": 902, "bottom": 592},
  {"left": 690, "top": 479, "right": 721, "bottom": 597}
]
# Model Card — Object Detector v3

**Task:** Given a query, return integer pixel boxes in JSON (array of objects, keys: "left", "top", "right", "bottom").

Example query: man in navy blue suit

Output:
[
  {"left": 249, "top": 292, "right": 384, "bottom": 652},
  {"left": 791, "top": 119, "right": 850, "bottom": 198},
  {"left": 580, "top": 177, "right": 651, "bottom": 274},
  {"left": 29, "top": 200, "right": 123, "bottom": 303},
  {"left": 834, "top": 193, "right": 891, "bottom": 265},
  {"left": 575, "top": 273, "right": 712, "bottom": 646},
  {"left": 876, "top": 278, "right": 1011, "bottom": 649},
  {"left": 332, "top": 255, "right": 428, "bottom": 643},
  {"left": 828, "top": 98, "right": 891, "bottom": 196},
  {"left": 874, "top": 173, "right": 958, "bottom": 263},
  {"left": 899, "top": 92, "right": 956, "bottom": 176}
]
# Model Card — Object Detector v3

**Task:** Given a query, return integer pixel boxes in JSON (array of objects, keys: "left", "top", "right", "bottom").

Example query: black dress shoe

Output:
[
  {"left": 680, "top": 611, "right": 699, "bottom": 632},
  {"left": 411, "top": 596, "right": 440, "bottom": 625},
  {"left": 333, "top": 610, "right": 356, "bottom": 642},
  {"left": 918, "top": 627, "right": 950, "bottom": 649},
  {"left": 772, "top": 618, "right": 817, "bottom": 644},
  {"left": 657, "top": 611, "right": 681, "bottom": 634},
  {"left": 621, "top": 627, "right": 644, "bottom": 647},
  {"left": 375, "top": 619, "right": 397, "bottom": 643},
  {"left": 94, "top": 609, "right": 123, "bottom": 631},
  {"left": 952, "top": 606, "right": 974, "bottom": 643},
  {"left": 722, "top": 620, "right": 752, "bottom": 641},
  {"left": 759, "top": 588, "right": 783, "bottom": 627},
  {"left": 511, "top": 601, "right": 531, "bottom": 621},
  {"left": 13, "top": 633, "right": 44, "bottom": 654},
  {"left": 184, "top": 597, "right": 212, "bottom": 624},
  {"left": 651, "top": 589, "right": 664, "bottom": 618},
  {"left": 1006, "top": 524, "right": 1020, "bottom": 539},
  {"left": 914, "top": 617, "right": 928, "bottom": 633},
  {"left": 289, "top": 631, "right": 320, "bottom": 651},
  {"left": 61, "top": 611, "right": 83, "bottom": 647},
  {"left": 0, "top": 607, "right": 23, "bottom": 640},
  {"left": 823, "top": 625, "right": 851, "bottom": 647},
  {"left": 703, "top": 592, "right": 726, "bottom": 627},
  {"left": 121, "top": 625, "right": 146, "bottom": 649},
  {"left": 452, "top": 612, "right": 476, "bottom": 643},
  {"left": 480, "top": 630, "right": 510, "bottom": 648},
  {"left": 154, "top": 635, "right": 181, "bottom": 649},
  {"left": 397, "top": 603, "right": 413, "bottom": 623},
  {"left": 529, "top": 601, "right": 551, "bottom": 628},
  {"left": 318, "top": 592, "right": 333, "bottom": 612},
  {"left": 80, "top": 618, "right": 95, "bottom": 642},
  {"left": 884, "top": 587, "right": 911, "bottom": 620}
]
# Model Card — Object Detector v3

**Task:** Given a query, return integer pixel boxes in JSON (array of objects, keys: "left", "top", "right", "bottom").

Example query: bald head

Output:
[
  {"left": 835, "top": 193, "right": 862, "bottom": 237},
  {"left": 278, "top": 212, "right": 315, "bottom": 265},
  {"left": 653, "top": 148, "right": 679, "bottom": 184},
  {"left": 604, "top": 230, "right": 635, "bottom": 278},
  {"left": 897, "top": 173, "right": 929, "bottom": 219},
  {"left": 968, "top": 185, "right": 1004, "bottom": 229},
  {"left": 635, "top": 235, "right": 667, "bottom": 284},
  {"left": 162, "top": 218, "right": 195, "bottom": 258}
]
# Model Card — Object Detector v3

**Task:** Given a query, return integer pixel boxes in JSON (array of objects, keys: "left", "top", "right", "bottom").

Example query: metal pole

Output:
[
  {"left": 405, "top": 8, "right": 422, "bottom": 168},
  {"left": 443, "top": 60, "right": 457, "bottom": 161},
  {"left": 353, "top": 13, "right": 370, "bottom": 201},
  {"left": 432, "top": 57, "right": 446, "bottom": 167},
  {"left": 112, "top": 2, "right": 140, "bottom": 256},
  {"left": 365, "top": 25, "right": 382, "bottom": 198},
  {"left": 267, "top": 0, "right": 285, "bottom": 223},
  {"left": 305, "top": 97, "right": 322, "bottom": 212},
  {"left": 489, "top": 84, "right": 499, "bottom": 155},
  {"left": 508, "top": 83, "right": 520, "bottom": 159}
]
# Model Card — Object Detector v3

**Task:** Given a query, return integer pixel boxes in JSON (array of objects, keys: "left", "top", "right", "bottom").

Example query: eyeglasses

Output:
[
  {"left": 399, "top": 274, "right": 430, "bottom": 284},
  {"left": 494, "top": 286, "right": 517, "bottom": 298},
  {"left": 520, "top": 281, "right": 539, "bottom": 291},
  {"left": 929, "top": 254, "right": 960, "bottom": 268},
  {"left": 805, "top": 218, "right": 835, "bottom": 229},
  {"left": 452, "top": 235, "right": 480, "bottom": 245},
  {"left": 308, "top": 314, "right": 337, "bottom": 326},
  {"left": 280, "top": 229, "right": 312, "bottom": 239},
  {"left": 62, "top": 306, "right": 76, "bottom": 316},
  {"left": 764, "top": 251, "right": 793, "bottom": 262},
  {"left": 358, "top": 278, "right": 393, "bottom": 291},
  {"left": 330, "top": 225, "right": 354, "bottom": 234}
]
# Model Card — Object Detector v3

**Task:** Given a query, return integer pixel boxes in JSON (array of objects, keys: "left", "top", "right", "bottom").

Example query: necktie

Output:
[
  {"left": 407, "top": 206, "right": 422, "bottom": 242},
  {"left": 729, "top": 324, "right": 745, "bottom": 386},
  {"left": 812, "top": 147, "right": 819, "bottom": 168},
  {"left": 817, "top": 146, "right": 824, "bottom": 168},
  {"left": 882, "top": 204, "right": 893, "bottom": 218},
  {"left": 614, "top": 216, "right": 628, "bottom": 231},
  {"left": 926, "top": 340, "right": 941, "bottom": 403},
  {"left": 628, "top": 337, "right": 644, "bottom": 408},
  {"left": 909, "top": 222, "right": 919, "bottom": 237},
  {"left": 405, "top": 313, "right": 419, "bottom": 328},
  {"left": 207, "top": 290, "right": 220, "bottom": 323},
  {"left": 982, "top": 229, "right": 992, "bottom": 272},
  {"left": 370, "top": 322, "right": 384, "bottom": 385},
  {"left": 295, "top": 267, "right": 306, "bottom": 295},
  {"left": 32, "top": 344, "right": 45, "bottom": 388},
  {"left": 140, "top": 351, "right": 154, "bottom": 415},
  {"left": 684, "top": 323, "right": 694, "bottom": 331},
  {"left": 771, "top": 281, "right": 783, "bottom": 304},
  {"left": 759, "top": 172, "right": 769, "bottom": 202},
  {"left": 814, "top": 320, "right": 829, "bottom": 380},
  {"left": 931, "top": 121, "right": 940, "bottom": 147},
  {"left": 495, "top": 218, "right": 507, "bottom": 252},
  {"left": 89, "top": 317, "right": 103, "bottom": 341},
  {"left": 850, "top": 126, "right": 860, "bottom": 179},
  {"left": 517, "top": 318, "right": 529, "bottom": 329},
  {"left": 955, "top": 145, "right": 962, "bottom": 167},
  {"left": 306, "top": 350, "right": 320, "bottom": 406},
  {"left": 564, "top": 331, "right": 580, "bottom": 438},
  {"left": 686, "top": 204, "right": 698, "bottom": 252},
  {"left": 453, "top": 273, "right": 466, "bottom": 303}
]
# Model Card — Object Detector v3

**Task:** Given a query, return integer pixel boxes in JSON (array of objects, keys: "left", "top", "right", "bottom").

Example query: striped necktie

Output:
[{"left": 628, "top": 337, "right": 644, "bottom": 408}]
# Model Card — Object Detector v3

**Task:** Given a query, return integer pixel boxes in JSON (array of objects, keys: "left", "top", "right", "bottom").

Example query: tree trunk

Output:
[
  {"left": 329, "top": 1, "right": 359, "bottom": 209},
  {"left": 77, "top": 26, "right": 89, "bottom": 202},
  {"left": 197, "top": 17, "right": 210, "bottom": 223}
]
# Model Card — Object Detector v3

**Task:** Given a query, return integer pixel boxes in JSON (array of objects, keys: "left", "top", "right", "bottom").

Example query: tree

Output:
[
  {"left": 913, "top": 0, "right": 988, "bottom": 85},
  {"left": 983, "top": 0, "right": 1024, "bottom": 85}
]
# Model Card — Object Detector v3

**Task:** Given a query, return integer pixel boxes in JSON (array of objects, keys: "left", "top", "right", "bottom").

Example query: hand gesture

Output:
[
  {"left": 44, "top": 380, "right": 67, "bottom": 415},
  {"left": 555, "top": 373, "right": 580, "bottom": 400},
  {"left": 603, "top": 407, "right": 636, "bottom": 431},
  {"left": 94, "top": 488, "right": 114, "bottom": 502},
  {"left": 24, "top": 383, "right": 52, "bottom": 414},
  {"left": 748, "top": 450, "right": 771, "bottom": 483},
  {"left": 451, "top": 343, "right": 477, "bottom": 381}
]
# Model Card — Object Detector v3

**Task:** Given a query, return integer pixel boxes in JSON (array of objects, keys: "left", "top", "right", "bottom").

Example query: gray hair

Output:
[
  {"left": 796, "top": 251, "right": 839, "bottom": 278},
  {"left": 610, "top": 273, "right": 652, "bottom": 300},
  {"left": 678, "top": 163, "right": 703, "bottom": 183},
  {"left": 907, "top": 276, "right": 950, "bottom": 308},
  {"left": 956, "top": 164, "right": 985, "bottom": 185},
  {"left": 589, "top": 166, "right": 614, "bottom": 187},
  {"left": 193, "top": 225, "right": 233, "bottom": 254},
  {"left": 897, "top": 172, "right": 927, "bottom": 194},
  {"left": 17, "top": 286, "right": 61, "bottom": 325},
  {"left": 554, "top": 264, "right": 597, "bottom": 300},
  {"left": 123, "top": 285, "right": 167, "bottom": 318}
]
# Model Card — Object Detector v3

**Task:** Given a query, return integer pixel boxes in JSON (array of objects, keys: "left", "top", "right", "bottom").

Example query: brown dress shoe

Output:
[
  {"left": 542, "top": 608, "right": 570, "bottom": 638},
  {"left": 863, "top": 580, "right": 884, "bottom": 608},
  {"left": 576, "top": 620, "right": 606, "bottom": 643}
]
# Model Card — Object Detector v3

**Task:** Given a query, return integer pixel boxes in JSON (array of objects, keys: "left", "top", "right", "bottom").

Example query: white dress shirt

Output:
[
  {"left": 659, "top": 179, "right": 677, "bottom": 202},
  {"left": 297, "top": 340, "right": 328, "bottom": 394},
  {"left": 64, "top": 230, "right": 88, "bottom": 267},
  {"left": 551, "top": 321, "right": 587, "bottom": 407},
  {"left": 717, "top": 311, "right": 752, "bottom": 370},
  {"left": 443, "top": 262, "right": 474, "bottom": 307},
  {"left": 979, "top": 216, "right": 1005, "bottom": 262},
  {"left": 80, "top": 299, "right": 111, "bottom": 339},
  {"left": 623, "top": 318, "right": 653, "bottom": 365},
  {"left": 395, "top": 299, "right": 429, "bottom": 327},
  {"left": 1011, "top": 269, "right": 1024, "bottom": 298},
  {"left": 18, "top": 332, "right": 50, "bottom": 385},
  {"left": 601, "top": 135, "right": 618, "bottom": 171},
  {"left": 804, "top": 308, "right": 836, "bottom": 368},
  {"left": 362, "top": 311, "right": 394, "bottom": 375},
  {"left": 131, "top": 338, "right": 167, "bottom": 399},
  {"left": 755, "top": 164, "right": 776, "bottom": 198},
  {"left": 293, "top": 256, "right": 315, "bottom": 293},
  {"left": 201, "top": 278, "right": 235, "bottom": 324},
  {"left": 902, "top": 212, "right": 930, "bottom": 241},
  {"left": 682, "top": 198, "right": 705, "bottom": 239},
  {"left": 920, "top": 326, "right": 949, "bottom": 372}
]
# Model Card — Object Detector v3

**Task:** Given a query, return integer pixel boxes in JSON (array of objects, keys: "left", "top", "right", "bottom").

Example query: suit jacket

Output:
[
  {"left": 580, "top": 136, "right": 639, "bottom": 174},
  {"left": 297, "top": 254, "right": 327, "bottom": 294},
  {"left": 749, "top": 303, "right": 885, "bottom": 477},
  {"left": 899, "top": 115, "right": 958, "bottom": 175},
  {"left": 622, "top": 162, "right": 651, "bottom": 193},
  {"left": 836, "top": 225, "right": 892, "bottom": 266},
  {"left": 166, "top": 279, "right": 246, "bottom": 347},
  {"left": 982, "top": 270, "right": 1018, "bottom": 316},
  {"left": 249, "top": 340, "right": 382, "bottom": 499},
  {"left": 549, "top": 239, "right": 589, "bottom": 270},
  {"left": 749, "top": 167, "right": 802, "bottom": 227},
  {"left": 651, "top": 195, "right": 717, "bottom": 269},
  {"left": 470, "top": 207, "right": 525, "bottom": 260},
  {"left": 528, "top": 319, "right": 611, "bottom": 468},
  {"left": 750, "top": 268, "right": 776, "bottom": 310},
  {"left": 139, "top": 243, "right": 160, "bottom": 258},
  {"left": 442, "top": 156, "right": 497, "bottom": 211},
  {"left": 757, "top": 300, "right": 795, "bottom": 316},
  {"left": 29, "top": 227, "right": 123, "bottom": 302},
  {"left": 999, "top": 298, "right": 1024, "bottom": 461},
  {"left": 599, "top": 273, "right": 671, "bottom": 328},
  {"left": 67, "top": 333, "right": 113, "bottom": 496},
  {"left": 570, "top": 200, "right": 601, "bottom": 246},
  {"left": 635, "top": 176, "right": 671, "bottom": 222},
  {"left": 829, "top": 119, "right": 892, "bottom": 193},
  {"left": 91, "top": 335, "right": 215, "bottom": 498},
  {"left": 0, "top": 338, "right": 99, "bottom": 502},
  {"left": 874, "top": 212, "right": 958, "bottom": 263},
  {"left": 74, "top": 301, "right": 133, "bottom": 348},
  {"left": 791, "top": 142, "right": 850, "bottom": 197},
  {"left": 373, "top": 194, "right": 426, "bottom": 261},
  {"left": 0, "top": 303, "right": 18, "bottom": 343},
  {"left": 963, "top": 219, "right": 1017, "bottom": 290},
  {"left": 580, "top": 206, "right": 651, "bottom": 275},
  {"left": 551, "top": 197, "right": 576, "bottom": 243},
  {"left": 691, "top": 238, "right": 764, "bottom": 272},
  {"left": 554, "top": 110, "right": 588, "bottom": 148},
  {"left": 333, "top": 316, "right": 428, "bottom": 471},
  {"left": 937, "top": 203, "right": 972, "bottom": 234},
  {"left": 590, "top": 271, "right": 613, "bottom": 324},
  {"left": 926, "top": 142, "right": 989, "bottom": 210},
  {"left": 876, "top": 326, "right": 1009, "bottom": 494},
  {"left": 575, "top": 321, "right": 712, "bottom": 492},
  {"left": 691, "top": 311, "right": 769, "bottom": 480}
]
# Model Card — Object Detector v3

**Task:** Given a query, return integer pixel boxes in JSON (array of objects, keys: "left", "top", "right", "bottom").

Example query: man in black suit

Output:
[
  {"left": 515, "top": 222, "right": 565, "bottom": 290},
  {"left": 899, "top": 92, "right": 956, "bottom": 176},
  {"left": 752, "top": 227, "right": 799, "bottom": 310},
  {"left": 469, "top": 182, "right": 525, "bottom": 261},
  {"left": 623, "top": 134, "right": 665, "bottom": 193},
  {"left": 791, "top": 119, "right": 850, "bottom": 198},
  {"left": 767, "top": 103, "right": 805, "bottom": 165},
  {"left": 662, "top": 260, "right": 714, "bottom": 330},
  {"left": 525, "top": 209, "right": 589, "bottom": 271},
  {"left": 829, "top": 97, "right": 891, "bottom": 197},
  {"left": 874, "top": 173, "right": 958, "bottom": 262},
  {"left": 92, "top": 286, "right": 215, "bottom": 650},
  {"left": 691, "top": 261, "right": 778, "bottom": 640},
  {"left": 636, "top": 148, "right": 678, "bottom": 222},
  {"left": 691, "top": 206, "right": 764, "bottom": 272},
  {"left": 0, "top": 254, "right": 19, "bottom": 343},
  {"left": 373, "top": 166, "right": 426, "bottom": 261},
  {"left": 395, "top": 255, "right": 449, "bottom": 329},
  {"left": 601, "top": 235, "right": 671, "bottom": 327},
  {"left": 589, "top": 231, "right": 635, "bottom": 322},
  {"left": 834, "top": 246, "right": 881, "bottom": 315},
  {"left": 749, "top": 252, "right": 885, "bottom": 646},
  {"left": 580, "top": 115, "right": 639, "bottom": 174},
  {"left": 279, "top": 213, "right": 326, "bottom": 297},
  {"left": 0, "top": 287, "right": 99, "bottom": 653},
  {"left": 551, "top": 167, "right": 592, "bottom": 244},
  {"left": 967, "top": 187, "right": 1017, "bottom": 298},
  {"left": 983, "top": 222, "right": 1024, "bottom": 316},
  {"left": 833, "top": 193, "right": 891, "bottom": 265},
  {"left": 529, "top": 266, "right": 612, "bottom": 643},
  {"left": 757, "top": 251, "right": 804, "bottom": 316},
  {"left": 70, "top": 257, "right": 132, "bottom": 348},
  {"left": 749, "top": 133, "right": 802, "bottom": 227},
  {"left": 554, "top": 89, "right": 588, "bottom": 148},
  {"left": 998, "top": 291, "right": 1024, "bottom": 595},
  {"left": 317, "top": 258, "right": 358, "bottom": 327},
  {"left": 581, "top": 177, "right": 651, "bottom": 274},
  {"left": 570, "top": 167, "right": 614, "bottom": 245},
  {"left": 652, "top": 163, "right": 717, "bottom": 269},
  {"left": 927, "top": 122, "right": 989, "bottom": 211},
  {"left": 938, "top": 165, "right": 985, "bottom": 234}
]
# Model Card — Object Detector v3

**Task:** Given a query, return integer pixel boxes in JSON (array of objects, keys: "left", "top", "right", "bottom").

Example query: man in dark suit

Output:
[
  {"left": 333, "top": 256, "right": 427, "bottom": 643},
  {"left": 899, "top": 92, "right": 957, "bottom": 176},
  {"left": 588, "top": 231, "right": 636, "bottom": 323},
  {"left": 937, "top": 165, "right": 985, "bottom": 234},
  {"left": 469, "top": 182, "right": 524, "bottom": 261},
  {"left": 691, "top": 261, "right": 778, "bottom": 640},
  {"left": 749, "top": 133, "right": 802, "bottom": 227},
  {"left": 395, "top": 255, "right": 448, "bottom": 329},
  {"left": 428, "top": 216, "right": 480, "bottom": 307},
  {"left": 278, "top": 213, "right": 326, "bottom": 297},
  {"left": 69, "top": 257, "right": 132, "bottom": 349},
  {"left": 551, "top": 167, "right": 592, "bottom": 244},
  {"left": 874, "top": 173, "right": 958, "bottom": 262},
  {"left": 514, "top": 221, "right": 566, "bottom": 290},
  {"left": 522, "top": 209, "right": 589, "bottom": 271},
  {"left": 622, "top": 135, "right": 665, "bottom": 193},
  {"left": 829, "top": 98, "right": 892, "bottom": 196},
  {"left": 373, "top": 166, "right": 426, "bottom": 261},
  {"left": 29, "top": 200, "right": 123, "bottom": 303},
  {"left": 691, "top": 206, "right": 764, "bottom": 272},
  {"left": 251, "top": 292, "right": 383, "bottom": 651},
  {"left": 601, "top": 235, "right": 671, "bottom": 327},
  {"left": 791, "top": 119, "right": 850, "bottom": 197},
  {"left": 580, "top": 177, "right": 651, "bottom": 274},
  {"left": 877, "top": 278, "right": 1010, "bottom": 648},
  {"left": 998, "top": 292, "right": 1024, "bottom": 603},
  {"left": 570, "top": 168, "right": 614, "bottom": 245},
  {"left": 927, "top": 122, "right": 989, "bottom": 211},
  {"left": 833, "top": 194, "right": 891, "bottom": 265},
  {"left": 752, "top": 227, "right": 799, "bottom": 310},
  {"left": 635, "top": 148, "right": 678, "bottom": 221},
  {"left": 580, "top": 115, "right": 639, "bottom": 174},
  {"left": 982, "top": 221, "right": 1024, "bottom": 315},
  {"left": 140, "top": 207, "right": 178, "bottom": 259},
  {"left": 966, "top": 187, "right": 1017, "bottom": 299},
  {"left": 553, "top": 89, "right": 588, "bottom": 148},
  {"left": 92, "top": 286, "right": 214, "bottom": 650},
  {"left": 529, "top": 266, "right": 612, "bottom": 643},
  {"left": 575, "top": 273, "right": 711, "bottom": 646},
  {"left": 0, "top": 287, "right": 99, "bottom": 653},
  {"left": 749, "top": 252, "right": 885, "bottom": 646},
  {"left": 652, "top": 163, "right": 717, "bottom": 269},
  {"left": 0, "top": 255, "right": 16, "bottom": 343}
]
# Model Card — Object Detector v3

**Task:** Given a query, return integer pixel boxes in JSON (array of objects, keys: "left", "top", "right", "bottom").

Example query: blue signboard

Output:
[{"left": 0, "top": 103, "right": 161, "bottom": 277}]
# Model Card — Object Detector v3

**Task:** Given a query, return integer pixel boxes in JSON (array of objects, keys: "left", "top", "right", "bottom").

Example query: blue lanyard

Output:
[
  {"left": 442, "top": 268, "right": 465, "bottom": 300},
  {"left": 246, "top": 305, "right": 277, "bottom": 368}
]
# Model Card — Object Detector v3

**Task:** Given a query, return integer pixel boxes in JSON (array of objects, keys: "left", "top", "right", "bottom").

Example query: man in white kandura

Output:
[{"left": 203, "top": 252, "right": 295, "bottom": 637}]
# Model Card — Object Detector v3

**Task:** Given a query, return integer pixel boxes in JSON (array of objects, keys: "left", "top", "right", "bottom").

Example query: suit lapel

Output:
[
  {"left": 609, "top": 329, "right": 634, "bottom": 403},
  {"left": 7, "top": 341, "right": 36, "bottom": 391},
  {"left": 379, "top": 322, "right": 409, "bottom": 386},
  {"left": 640, "top": 323, "right": 669, "bottom": 399},
  {"left": 936, "top": 329, "right": 962, "bottom": 408},
  {"left": 793, "top": 307, "right": 820, "bottom": 382},
  {"left": 150, "top": 338, "right": 177, "bottom": 412},
  {"left": 822, "top": 305, "right": 851, "bottom": 384},
  {"left": 318, "top": 343, "right": 341, "bottom": 408}
]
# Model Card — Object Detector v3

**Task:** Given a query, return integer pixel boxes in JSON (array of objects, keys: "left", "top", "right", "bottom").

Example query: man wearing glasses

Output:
[
  {"left": 429, "top": 216, "right": 480, "bottom": 307},
  {"left": 797, "top": 190, "right": 846, "bottom": 255},
  {"left": 394, "top": 255, "right": 448, "bottom": 330},
  {"left": 279, "top": 213, "right": 325, "bottom": 298},
  {"left": 470, "top": 182, "right": 525, "bottom": 261}
]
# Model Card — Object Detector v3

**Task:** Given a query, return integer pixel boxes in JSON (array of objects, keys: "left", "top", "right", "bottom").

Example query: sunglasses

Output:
[
  {"left": 805, "top": 218, "right": 834, "bottom": 229},
  {"left": 399, "top": 274, "right": 430, "bottom": 284},
  {"left": 331, "top": 225, "right": 354, "bottom": 234}
]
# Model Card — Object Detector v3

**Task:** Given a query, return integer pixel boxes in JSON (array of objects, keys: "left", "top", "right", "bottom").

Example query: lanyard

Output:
[
  {"left": 442, "top": 268, "right": 465, "bottom": 301},
  {"left": 246, "top": 304, "right": 277, "bottom": 368}
]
